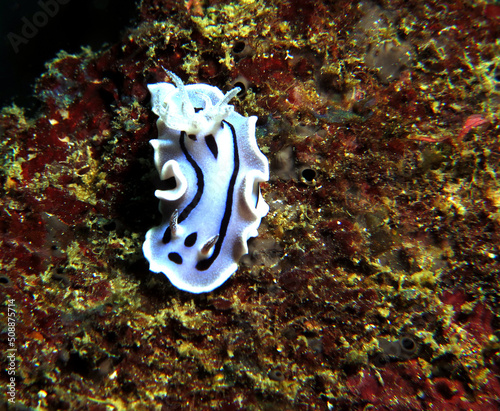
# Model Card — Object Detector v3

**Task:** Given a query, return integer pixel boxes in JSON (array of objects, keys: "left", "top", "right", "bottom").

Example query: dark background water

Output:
[{"left": 0, "top": 0, "right": 138, "bottom": 110}]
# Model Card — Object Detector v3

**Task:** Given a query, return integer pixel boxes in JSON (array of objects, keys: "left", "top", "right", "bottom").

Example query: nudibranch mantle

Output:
[{"left": 143, "top": 72, "right": 269, "bottom": 293}]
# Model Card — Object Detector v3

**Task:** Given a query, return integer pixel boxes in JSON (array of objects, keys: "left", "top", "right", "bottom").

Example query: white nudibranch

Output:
[{"left": 143, "top": 71, "right": 269, "bottom": 293}]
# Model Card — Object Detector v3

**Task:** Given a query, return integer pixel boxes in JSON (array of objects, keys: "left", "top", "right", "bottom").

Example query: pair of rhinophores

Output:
[{"left": 143, "top": 71, "right": 269, "bottom": 293}]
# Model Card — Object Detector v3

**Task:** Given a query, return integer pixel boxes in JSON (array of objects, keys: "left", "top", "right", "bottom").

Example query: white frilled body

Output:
[{"left": 143, "top": 73, "right": 269, "bottom": 293}]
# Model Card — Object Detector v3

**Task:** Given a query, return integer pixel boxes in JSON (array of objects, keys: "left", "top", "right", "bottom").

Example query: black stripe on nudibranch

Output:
[
  {"left": 184, "top": 232, "right": 197, "bottom": 247},
  {"left": 205, "top": 134, "right": 218, "bottom": 159},
  {"left": 255, "top": 183, "right": 260, "bottom": 208},
  {"left": 196, "top": 120, "right": 239, "bottom": 271},
  {"left": 178, "top": 131, "right": 204, "bottom": 223},
  {"left": 162, "top": 226, "right": 171, "bottom": 244},
  {"left": 168, "top": 252, "right": 183, "bottom": 264}
]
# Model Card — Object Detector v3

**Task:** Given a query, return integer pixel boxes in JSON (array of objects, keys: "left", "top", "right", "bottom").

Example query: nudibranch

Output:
[{"left": 143, "top": 72, "right": 269, "bottom": 293}]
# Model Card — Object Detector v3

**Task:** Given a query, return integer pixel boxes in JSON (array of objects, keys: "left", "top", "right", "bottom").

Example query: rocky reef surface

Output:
[{"left": 1, "top": 0, "right": 499, "bottom": 409}]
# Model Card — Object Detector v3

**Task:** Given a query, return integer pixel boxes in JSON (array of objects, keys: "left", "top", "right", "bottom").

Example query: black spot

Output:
[
  {"left": 158, "top": 176, "right": 177, "bottom": 190},
  {"left": 435, "top": 380, "right": 456, "bottom": 400},
  {"left": 232, "top": 81, "right": 247, "bottom": 97},
  {"left": 63, "top": 351, "right": 92, "bottom": 378},
  {"left": 232, "top": 41, "right": 246, "bottom": 54},
  {"left": 188, "top": 134, "right": 197, "bottom": 141},
  {"left": 194, "top": 107, "right": 203, "bottom": 113},
  {"left": 0, "top": 276, "right": 11, "bottom": 286},
  {"left": 400, "top": 336, "right": 417, "bottom": 354},
  {"left": 372, "top": 353, "right": 391, "bottom": 367},
  {"left": 184, "top": 232, "right": 198, "bottom": 247},
  {"left": 168, "top": 252, "right": 183, "bottom": 264},
  {"left": 205, "top": 134, "right": 218, "bottom": 158},
  {"left": 196, "top": 259, "right": 211, "bottom": 271},
  {"left": 103, "top": 220, "right": 116, "bottom": 231},
  {"left": 231, "top": 40, "right": 253, "bottom": 60},
  {"left": 301, "top": 168, "right": 316, "bottom": 182},
  {"left": 162, "top": 227, "right": 171, "bottom": 244},
  {"left": 268, "top": 369, "right": 285, "bottom": 381}
]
